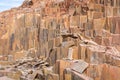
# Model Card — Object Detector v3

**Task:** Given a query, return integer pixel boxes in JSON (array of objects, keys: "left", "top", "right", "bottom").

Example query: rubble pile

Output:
[{"left": 0, "top": 0, "right": 120, "bottom": 80}]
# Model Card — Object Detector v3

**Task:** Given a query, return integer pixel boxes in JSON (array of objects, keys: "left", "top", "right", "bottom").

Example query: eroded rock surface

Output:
[{"left": 0, "top": 0, "right": 120, "bottom": 80}]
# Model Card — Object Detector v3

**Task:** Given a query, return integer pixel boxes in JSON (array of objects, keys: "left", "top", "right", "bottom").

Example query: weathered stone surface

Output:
[
  {"left": 71, "top": 60, "right": 89, "bottom": 73},
  {"left": 0, "top": 0, "right": 120, "bottom": 80}
]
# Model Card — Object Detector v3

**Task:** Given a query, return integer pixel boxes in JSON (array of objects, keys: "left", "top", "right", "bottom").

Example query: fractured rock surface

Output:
[{"left": 0, "top": 0, "right": 120, "bottom": 80}]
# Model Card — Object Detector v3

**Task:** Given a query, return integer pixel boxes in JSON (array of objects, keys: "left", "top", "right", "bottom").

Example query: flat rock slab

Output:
[{"left": 71, "top": 60, "right": 89, "bottom": 73}]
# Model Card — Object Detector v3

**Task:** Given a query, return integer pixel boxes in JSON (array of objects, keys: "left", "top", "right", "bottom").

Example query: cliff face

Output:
[
  {"left": 0, "top": 0, "right": 90, "bottom": 56},
  {"left": 0, "top": 0, "right": 119, "bottom": 57},
  {"left": 0, "top": 0, "right": 120, "bottom": 80}
]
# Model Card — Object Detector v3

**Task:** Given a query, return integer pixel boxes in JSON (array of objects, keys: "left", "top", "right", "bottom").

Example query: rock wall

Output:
[{"left": 0, "top": 0, "right": 120, "bottom": 80}]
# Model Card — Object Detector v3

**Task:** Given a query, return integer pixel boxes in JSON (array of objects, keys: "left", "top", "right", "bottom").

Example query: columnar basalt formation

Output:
[{"left": 0, "top": 0, "right": 120, "bottom": 80}]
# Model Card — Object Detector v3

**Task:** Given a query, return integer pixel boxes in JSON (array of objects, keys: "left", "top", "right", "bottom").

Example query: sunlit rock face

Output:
[
  {"left": 0, "top": 0, "right": 119, "bottom": 57},
  {"left": 0, "top": 0, "right": 120, "bottom": 79}
]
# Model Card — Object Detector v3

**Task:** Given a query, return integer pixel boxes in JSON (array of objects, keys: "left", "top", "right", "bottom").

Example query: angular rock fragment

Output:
[{"left": 71, "top": 60, "right": 89, "bottom": 74}]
